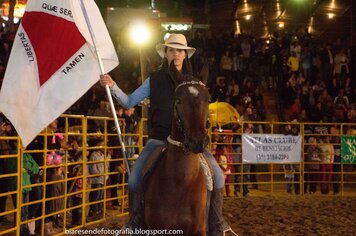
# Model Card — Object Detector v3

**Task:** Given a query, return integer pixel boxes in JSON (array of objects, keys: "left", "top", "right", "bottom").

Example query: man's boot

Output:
[
  {"left": 208, "top": 188, "right": 224, "bottom": 236},
  {"left": 124, "top": 191, "right": 143, "bottom": 229}
]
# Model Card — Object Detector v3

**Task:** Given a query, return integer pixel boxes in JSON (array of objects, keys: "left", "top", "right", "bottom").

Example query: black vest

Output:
[{"left": 148, "top": 69, "right": 175, "bottom": 140}]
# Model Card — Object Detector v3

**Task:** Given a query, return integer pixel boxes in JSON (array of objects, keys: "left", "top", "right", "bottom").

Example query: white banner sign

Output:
[{"left": 242, "top": 134, "right": 302, "bottom": 163}]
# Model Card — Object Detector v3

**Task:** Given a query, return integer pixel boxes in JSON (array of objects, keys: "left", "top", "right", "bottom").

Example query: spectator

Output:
[
  {"left": 332, "top": 135, "right": 341, "bottom": 194},
  {"left": 287, "top": 98, "right": 302, "bottom": 121},
  {"left": 26, "top": 137, "right": 45, "bottom": 234},
  {"left": 123, "top": 107, "right": 139, "bottom": 166},
  {"left": 300, "top": 85, "right": 311, "bottom": 111},
  {"left": 107, "top": 106, "right": 125, "bottom": 211},
  {"left": 93, "top": 97, "right": 111, "bottom": 132},
  {"left": 334, "top": 88, "right": 349, "bottom": 109},
  {"left": 212, "top": 76, "right": 228, "bottom": 102},
  {"left": 214, "top": 146, "right": 229, "bottom": 196},
  {"left": 227, "top": 78, "right": 240, "bottom": 106},
  {"left": 318, "top": 89, "right": 333, "bottom": 107},
  {"left": 240, "top": 108, "right": 252, "bottom": 122},
  {"left": 87, "top": 136, "right": 108, "bottom": 221},
  {"left": 309, "top": 101, "right": 324, "bottom": 122},
  {"left": 240, "top": 38, "right": 251, "bottom": 70},
  {"left": 295, "top": 108, "right": 306, "bottom": 121},
  {"left": 300, "top": 46, "right": 312, "bottom": 82},
  {"left": 219, "top": 50, "right": 232, "bottom": 78},
  {"left": 45, "top": 153, "right": 64, "bottom": 234},
  {"left": 6, "top": 151, "right": 39, "bottom": 235},
  {"left": 67, "top": 137, "right": 85, "bottom": 226},
  {"left": 305, "top": 137, "right": 321, "bottom": 194},
  {"left": 251, "top": 88, "right": 263, "bottom": 107},
  {"left": 0, "top": 120, "right": 13, "bottom": 226},
  {"left": 0, "top": 42, "right": 10, "bottom": 66},
  {"left": 333, "top": 48, "right": 349, "bottom": 77},
  {"left": 241, "top": 79, "right": 255, "bottom": 96},
  {"left": 283, "top": 164, "right": 295, "bottom": 194},
  {"left": 320, "top": 136, "right": 334, "bottom": 194},
  {"left": 319, "top": 43, "right": 334, "bottom": 86},
  {"left": 19, "top": 154, "right": 39, "bottom": 235},
  {"left": 44, "top": 119, "right": 66, "bottom": 234},
  {"left": 232, "top": 132, "right": 250, "bottom": 197},
  {"left": 223, "top": 134, "right": 235, "bottom": 197},
  {"left": 287, "top": 51, "right": 299, "bottom": 75},
  {"left": 290, "top": 40, "right": 301, "bottom": 59}
]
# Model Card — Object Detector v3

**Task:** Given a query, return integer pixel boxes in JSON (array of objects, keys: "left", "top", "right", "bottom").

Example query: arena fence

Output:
[{"left": 0, "top": 115, "right": 355, "bottom": 235}]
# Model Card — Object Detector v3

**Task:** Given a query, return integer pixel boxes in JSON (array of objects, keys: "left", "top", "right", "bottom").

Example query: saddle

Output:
[{"left": 142, "top": 145, "right": 213, "bottom": 191}]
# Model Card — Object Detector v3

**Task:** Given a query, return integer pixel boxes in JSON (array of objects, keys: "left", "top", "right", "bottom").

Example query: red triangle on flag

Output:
[{"left": 21, "top": 12, "right": 86, "bottom": 86}]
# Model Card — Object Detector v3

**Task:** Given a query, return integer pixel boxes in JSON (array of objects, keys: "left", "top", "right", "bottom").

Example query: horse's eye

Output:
[{"left": 175, "top": 98, "right": 181, "bottom": 104}]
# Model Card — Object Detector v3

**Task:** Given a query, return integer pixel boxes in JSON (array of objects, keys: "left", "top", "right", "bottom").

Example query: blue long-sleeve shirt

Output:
[{"left": 110, "top": 78, "right": 150, "bottom": 109}]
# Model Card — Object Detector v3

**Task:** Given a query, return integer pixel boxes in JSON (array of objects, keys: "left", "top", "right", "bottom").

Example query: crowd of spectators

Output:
[
  {"left": 188, "top": 29, "right": 355, "bottom": 124},
  {"left": 1, "top": 23, "right": 355, "bottom": 127},
  {"left": 0, "top": 19, "right": 356, "bottom": 233},
  {"left": 185, "top": 29, "right": 354, "bottom": 197}
]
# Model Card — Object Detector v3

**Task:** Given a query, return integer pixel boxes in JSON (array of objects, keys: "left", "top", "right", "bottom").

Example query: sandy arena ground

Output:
[
  {"left": 223, "top": 196, "right": 356, "bottom": 236},
  {"left": 87, "top": 195, "right": 356, "bottom": 236}
]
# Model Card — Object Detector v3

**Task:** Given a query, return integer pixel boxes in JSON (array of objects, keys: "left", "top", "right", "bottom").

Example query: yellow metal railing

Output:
[
  {"left": 0, "top": 116, "right": 354, "bottom": 235},
  {"left": 210, "top": 121, "right": 356, "bottom": 197}
]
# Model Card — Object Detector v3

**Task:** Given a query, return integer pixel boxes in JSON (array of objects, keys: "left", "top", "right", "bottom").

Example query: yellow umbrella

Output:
[{"left": 208, "top": 102, "right": 240, "bottom": 126}]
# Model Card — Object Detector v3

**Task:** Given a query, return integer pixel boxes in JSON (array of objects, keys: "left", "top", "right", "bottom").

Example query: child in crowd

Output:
[
  {"left": 87, "top": 135, "right": 109, "bottom": 221},
  {"left": 68, "top": 136, "right": 85, "bottom": 226},
  {"left": 44, "top": 119, "right": 66, "bottom": 235},
  {"left": 283, "top": 164, "right": 295, "bottom": 194}
]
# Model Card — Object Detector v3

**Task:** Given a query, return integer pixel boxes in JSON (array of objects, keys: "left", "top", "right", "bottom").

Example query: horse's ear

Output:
[
  {"left": 198, "top": 63, "right": 209, "bottom": 85},
  {"left": 169, "top": 60, "right": 184, "bottom": 83}
]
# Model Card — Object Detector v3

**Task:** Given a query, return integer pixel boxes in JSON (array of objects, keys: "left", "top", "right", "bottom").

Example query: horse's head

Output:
[{"left": 170, "top": 63, "right": 210, "bottom": 153}]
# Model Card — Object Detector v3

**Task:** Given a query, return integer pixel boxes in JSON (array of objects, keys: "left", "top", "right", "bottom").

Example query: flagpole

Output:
[{"left": 78, "top": 0, "right": 131, "bottom": 176}]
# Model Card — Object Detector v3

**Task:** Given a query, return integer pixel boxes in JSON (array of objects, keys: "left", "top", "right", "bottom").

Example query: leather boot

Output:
[
  {"left": 208, "top": 188, "right": 224, "bottom": 236},
  {"left": 123, "top": 191, "right": 143, "bottom": 229}
]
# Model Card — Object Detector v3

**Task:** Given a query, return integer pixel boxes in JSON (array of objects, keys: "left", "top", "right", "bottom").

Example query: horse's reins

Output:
[
  {"left": 167, "top": 134, "right": 214, "bottom": 192},
  {"left": 167, "top": 135, "right": 184, "bottom": 147},
  {"left": 175, "top": 80, "right": 206, "bottom": 90}
]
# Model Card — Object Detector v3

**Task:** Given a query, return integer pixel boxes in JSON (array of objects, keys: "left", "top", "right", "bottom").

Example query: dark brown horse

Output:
[{"left": 144, "top": 71, "right": 211, "bottom": 235}]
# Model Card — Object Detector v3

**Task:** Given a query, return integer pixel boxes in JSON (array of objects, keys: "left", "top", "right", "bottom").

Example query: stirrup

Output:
[
  {"left": 223, "top": 227, "right": 238, "bottom": 236},
  {"left": 223, "top": 220, "right": 238, "bottom": 236}
]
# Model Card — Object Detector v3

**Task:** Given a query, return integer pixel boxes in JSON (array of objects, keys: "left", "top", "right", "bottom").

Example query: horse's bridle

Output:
[{"left": 172, "top": 80, "right": 207, "bottom": 150}]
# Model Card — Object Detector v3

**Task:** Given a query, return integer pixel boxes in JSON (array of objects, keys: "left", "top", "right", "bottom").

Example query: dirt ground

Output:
[
  {"left": 88, "top": 195, "right": 356, "bottom": 236},
  {"left": 223, "top": 196, "right": 356, "bottom": 236}
]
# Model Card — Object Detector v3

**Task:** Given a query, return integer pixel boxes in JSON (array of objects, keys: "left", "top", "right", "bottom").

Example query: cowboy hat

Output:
[{"left": 156, "top": 33, "right": 196, "bottom": 58}]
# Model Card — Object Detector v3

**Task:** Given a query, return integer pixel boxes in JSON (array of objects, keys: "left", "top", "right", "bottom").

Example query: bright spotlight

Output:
[
  {"left": 278, "top": 22, "right": 284, "bottom": 28},
  {"left": 245, "top": 15, "right": 251, "bottom": 20},
  {"left": 328, "top": 13, "right": 335, "bottom": 19},
  {"left": 130, "top": 22, "right": 150, "bottom": 45}
]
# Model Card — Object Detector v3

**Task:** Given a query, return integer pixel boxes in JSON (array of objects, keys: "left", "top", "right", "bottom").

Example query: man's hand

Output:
[{"left": 100, "top": 74, "right": 115, "bottom": 88}]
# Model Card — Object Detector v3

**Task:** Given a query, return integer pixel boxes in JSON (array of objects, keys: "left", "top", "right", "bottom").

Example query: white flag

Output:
[{"left": 0, "top": 0, "right": 119, "bottom": 147}]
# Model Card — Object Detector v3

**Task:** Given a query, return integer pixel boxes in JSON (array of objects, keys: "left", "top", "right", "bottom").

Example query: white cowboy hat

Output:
[{"left": 156, "top": 33, "right": 196, "bottom": 58}]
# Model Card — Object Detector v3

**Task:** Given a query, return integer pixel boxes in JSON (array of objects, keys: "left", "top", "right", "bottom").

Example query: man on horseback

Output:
[{"left": 100, "top": 33, "right": 228, "bottom": 235}]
